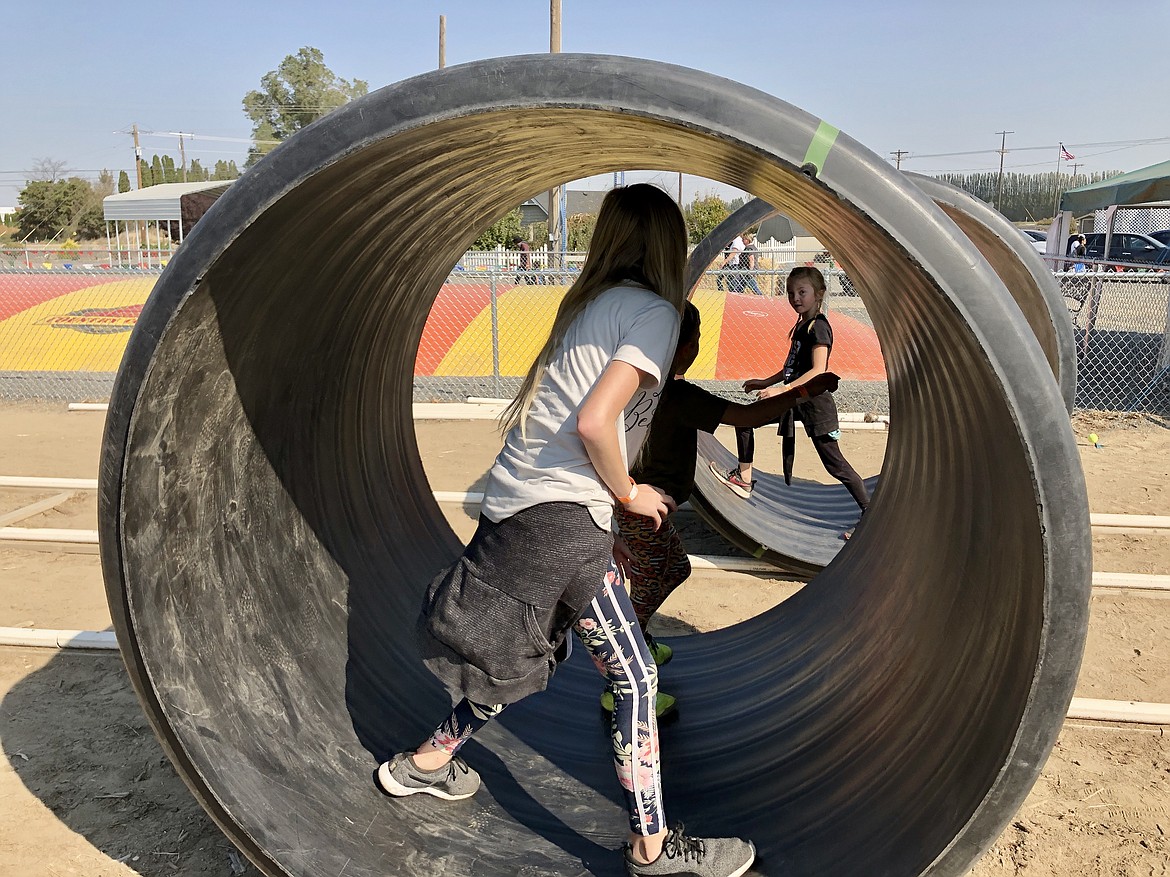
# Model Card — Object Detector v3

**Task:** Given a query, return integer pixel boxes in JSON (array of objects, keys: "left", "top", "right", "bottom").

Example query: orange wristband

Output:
[{"left": 616, "top": 477, "right": 638, "bottom": 504}]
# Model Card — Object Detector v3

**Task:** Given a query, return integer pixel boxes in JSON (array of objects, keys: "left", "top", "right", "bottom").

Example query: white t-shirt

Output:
[
  {"left": 481, "top": 284, "right": 680, "bottom": 530},
  {"left": 724, "top": 235, "right": 745, "bottom": 268}
]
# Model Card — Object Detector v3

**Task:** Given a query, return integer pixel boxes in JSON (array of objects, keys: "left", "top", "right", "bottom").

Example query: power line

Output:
[{"left": 902, "top": 135, "right": 1170, "bottom": 162}]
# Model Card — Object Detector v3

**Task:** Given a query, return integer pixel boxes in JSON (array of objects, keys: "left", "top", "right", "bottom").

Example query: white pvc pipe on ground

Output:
[
  {"left": 0, "top": 626, "right": 118, "bottom": 650},
  {"left": 0, "top": 476, "right": 99, "bottom": 490}
]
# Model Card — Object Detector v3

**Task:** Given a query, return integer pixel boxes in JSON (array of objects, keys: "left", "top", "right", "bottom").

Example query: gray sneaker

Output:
[
  {"left": 375, "top": 752, "right": 481, "bottom": 801},
  {"left": 625, "top": 824, "right": 756, "bottom": 877}
]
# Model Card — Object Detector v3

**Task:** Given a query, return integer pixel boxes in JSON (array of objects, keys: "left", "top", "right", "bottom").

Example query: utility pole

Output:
[
  {"left": 547, "top": 0, "right": 563, "bottom": 261},
  {"left": 438, "top": 15, "right": 446, "bottom": 68},
  {"left": 132, "top": 124, "right": 143, "bottom": 189},
  {"left": 994, "top": 130, "right": 1013, "bottom": 212},
  {"left": 178, "top": 133, "right": 187, "bottom": 182},
  {"left": 890, "top": 149, "right": 908, "bottom": 170}
]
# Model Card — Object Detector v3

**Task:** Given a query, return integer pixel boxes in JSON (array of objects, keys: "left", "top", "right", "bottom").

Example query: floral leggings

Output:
[{"left": 424, "top": 562, "right": 664, "bottom": 835}]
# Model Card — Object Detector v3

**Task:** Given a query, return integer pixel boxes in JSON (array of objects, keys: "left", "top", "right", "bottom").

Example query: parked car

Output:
[
  {"left": 1148, "top": 230, "right": 1170, "bottom": 246},
  {"left": 1068, "top": 232, "right": 1169, "bottom": 267},
  {"left": 1018, "top": 228, "right": 1047, "bottom": 253}
]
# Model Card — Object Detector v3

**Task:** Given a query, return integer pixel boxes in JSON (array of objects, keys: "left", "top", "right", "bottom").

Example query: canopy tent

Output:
[
  {"left": 103, "top": 181, "right": 232, "bottom": 225},
  {"left": 1060, "top": 159, "right": 1170, "bottom": 215},
  {"left": 102, "top": 181, "right": 233, "bottom": 267}
]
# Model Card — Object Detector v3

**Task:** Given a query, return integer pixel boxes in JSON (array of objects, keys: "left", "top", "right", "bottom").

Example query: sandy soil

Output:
[{"left": 0, "top": 403, "right": 1168, "bottom": 876}]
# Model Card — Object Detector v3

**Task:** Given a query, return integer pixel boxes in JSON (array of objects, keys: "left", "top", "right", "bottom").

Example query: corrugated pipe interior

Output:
[
  {"left": 99, "top": 55, "right": 1091, "bottom": 877},
  {"left": 687, "top": 188, "right": 1077, "bottom": 577}
]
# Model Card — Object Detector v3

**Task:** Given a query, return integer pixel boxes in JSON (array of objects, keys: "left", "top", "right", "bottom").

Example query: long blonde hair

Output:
[{"left": 500, "top": 184, "right": 688, "bottom": 434}]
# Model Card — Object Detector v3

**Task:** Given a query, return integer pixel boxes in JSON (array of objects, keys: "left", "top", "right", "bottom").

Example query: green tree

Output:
[
  {"left": 471, "top": 208, "right": 523, "bottom": 250},
  {"left": 684, "top": 194, "right": 730, "bottom": 244},
  {"left": 162, "top": 155, "right": 177, "bottom": 183},
  {"left": 150, "top": 155, "right": 164, "bottom": 187},
  {"left": 212, "top": 160, "right": 240, "bottom": 181},
  {"left": 15, "top": 178, "right": 105, "bottom": 241},
  {"left": 187, "top": 160, "right": 208, "bottom": 182},
  {"left": 935, "top": 170, "right": 1121, "bottom": 222},
  {"left": 566, "top": 213, "right": 596, "bottom": 251},
  {"left": 242, "top": 47, "right": 368, "bottom": 166},
  {"left": 118, "top": 170, "right": 131, "bottom": 193}
]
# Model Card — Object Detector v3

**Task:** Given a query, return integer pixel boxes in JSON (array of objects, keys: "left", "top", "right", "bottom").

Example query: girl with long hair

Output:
[{"left": 378, "top": 184, "right": 756, "bottom": 877}]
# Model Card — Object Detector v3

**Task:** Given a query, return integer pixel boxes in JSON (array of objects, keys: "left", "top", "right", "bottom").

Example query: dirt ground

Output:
[{"left": 0, "top": 402, "right": 1168, "bottom": 876}]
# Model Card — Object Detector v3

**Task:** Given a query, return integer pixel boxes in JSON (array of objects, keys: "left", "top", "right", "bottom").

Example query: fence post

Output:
[{"left": 490, "top": 270, "right": 501, "bottom": 398}]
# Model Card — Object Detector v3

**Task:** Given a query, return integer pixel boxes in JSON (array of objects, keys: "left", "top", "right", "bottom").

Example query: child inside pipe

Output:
[
  {"left": 377, "top": 184, "right": 756, "bottom": 877},
  {"left": 711, "top": 265, "right": 869, "bottom": 540},
  {"left": 611, "top": 300, "right": 839, "bottom": 712}
]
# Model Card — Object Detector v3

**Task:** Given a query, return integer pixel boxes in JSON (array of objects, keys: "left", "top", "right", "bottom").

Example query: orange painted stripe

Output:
[{"left": 415, "top": 282, "right": 511, "bottom": 375}]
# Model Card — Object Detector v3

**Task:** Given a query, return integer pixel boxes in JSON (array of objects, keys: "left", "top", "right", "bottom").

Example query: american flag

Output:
[{"left": 1060, "top": 143, "right": 1075, "bottom": 161}]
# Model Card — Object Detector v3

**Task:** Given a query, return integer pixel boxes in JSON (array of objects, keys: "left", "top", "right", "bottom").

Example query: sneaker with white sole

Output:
[
  {"left": 625, "top": 824, "right": 756, "bottom": 877},
  {"left": 708, "top": 462, "right": 754, "bottom": 499},
  {"left": 375, "top": 752, "right": 481, "bottom": 801}
]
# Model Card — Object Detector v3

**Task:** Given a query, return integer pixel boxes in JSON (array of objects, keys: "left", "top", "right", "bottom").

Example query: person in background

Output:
[
  {"left": 513, "top": 235, "right": 535, "bottom": 284},
  {"left": 739, "top": 232, "right": 763, "bottom": 295},
  {"left": 719, "top": 234, "right": 745, "bottom": 293},
  {"left": 712, "top": 266, "right": 869, "bottom": 540}
]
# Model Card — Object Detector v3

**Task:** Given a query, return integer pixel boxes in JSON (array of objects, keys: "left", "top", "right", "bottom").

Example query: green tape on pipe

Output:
[{"left": 802, "top": 120, "right": 840, "bottom": 176}]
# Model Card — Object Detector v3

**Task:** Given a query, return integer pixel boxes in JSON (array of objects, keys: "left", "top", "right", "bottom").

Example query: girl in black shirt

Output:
[{"left": 713, "top": 266, "right": 869, "bottom": 536}]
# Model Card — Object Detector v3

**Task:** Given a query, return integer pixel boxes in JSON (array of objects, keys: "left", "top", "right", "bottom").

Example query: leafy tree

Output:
[
  {"left": 566, "top": 212, "right": 596, "bottom": 251},
  {"left": 118, "top": 170, "right": 131, "bottom": 193},
  {"left": 212, "top": 160, "right": 240, "bottom": 181},
  {"left": 162, "top": 155, "right": 178, "bottom": 183},
  {"left": 242, "top": 47, "right": 368, "bottom": 167},
  {"left": 15, "top": 178, "right": 105, "bottom": 241},
  {"left": 935, "top": 170, "right": 1121, "bottom": 222},
  {"left": 150, "top": 155, "right": 164, "bottom": 187},
  {"left": 471, "top": 208, "right": 523, "bottom": 250},
  {"left": 684, "top": 194, "right": 730, "bottom": 244}
]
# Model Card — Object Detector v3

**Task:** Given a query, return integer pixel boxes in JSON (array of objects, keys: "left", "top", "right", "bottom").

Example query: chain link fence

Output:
[{"left": 1, "top": 253, "right": 1167, "bottom": 416}]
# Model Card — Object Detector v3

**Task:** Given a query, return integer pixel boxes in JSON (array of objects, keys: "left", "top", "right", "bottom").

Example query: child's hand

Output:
[
  {"left": 756, "top": 386, "right": 782, "bottom": 400},
  {"left": 802, "top": 371, "right": 841, "bottom": 397},
  {"left": 612, "top": 536, "right": 634, "bottom": 583},
  {"left": 743, "top": 378, "right": 768, "bottom": 392},
  {"left": 625, "top": 483, "right": 676, "bottom": 530}
]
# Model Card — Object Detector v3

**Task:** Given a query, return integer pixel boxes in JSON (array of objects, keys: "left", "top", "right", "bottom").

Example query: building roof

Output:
[{"left": 103, "top": 181, "right": 234, "bottom": 221}]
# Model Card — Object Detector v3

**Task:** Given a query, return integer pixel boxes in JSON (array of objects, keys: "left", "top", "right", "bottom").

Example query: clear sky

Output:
[{"left": 2, "top": 0, "right": 1167, "bottom": 211}]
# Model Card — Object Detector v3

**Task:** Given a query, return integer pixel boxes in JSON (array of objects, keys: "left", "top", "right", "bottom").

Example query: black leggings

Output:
[{"left": 735, "top": 426, "right": 869, "bottom": 512}]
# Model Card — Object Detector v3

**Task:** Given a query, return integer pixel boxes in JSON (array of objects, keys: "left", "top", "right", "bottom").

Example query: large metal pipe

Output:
[
  {"left": 687, "top": 186, "right": 1077, "bottom": 577},
  {"left": 99, "top": 55, "right": 1090, "bottom": 877}
]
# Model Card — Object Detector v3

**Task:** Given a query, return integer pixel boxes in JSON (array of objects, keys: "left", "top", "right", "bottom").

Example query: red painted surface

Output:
[
  {"left": 0, "top": 276, "right": 112, "bottom": 322},
  {"left": 714, "top": 293, "right": 886, "bottom": 381},
  {"left": 415, "top": 282, "right": 508, "bottom": 375}
]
